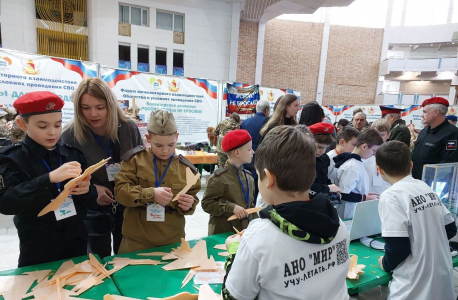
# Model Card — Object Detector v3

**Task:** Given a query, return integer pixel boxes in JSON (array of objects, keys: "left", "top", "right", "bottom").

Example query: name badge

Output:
[
  {"left": 54, "top": 195, "right": 77, "bottom": 221},
  {"left": 147, "top": 203, "right": 165, "bottom": 222},
  {"left": 373, "top": 173, "right": 384, "bottom": 187},
  {"left": 106, "top": 163, "right": 121, "bottom": 182}
]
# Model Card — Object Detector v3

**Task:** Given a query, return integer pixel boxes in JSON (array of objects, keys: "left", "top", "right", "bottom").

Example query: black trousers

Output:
[{"left": 84, "top": 209, "right": 124, "bottom": 259}]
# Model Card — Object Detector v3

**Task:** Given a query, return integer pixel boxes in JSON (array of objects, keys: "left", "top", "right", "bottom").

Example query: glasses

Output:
[{"left": 370, "top": 147, "right": 377, "bottom": 154}]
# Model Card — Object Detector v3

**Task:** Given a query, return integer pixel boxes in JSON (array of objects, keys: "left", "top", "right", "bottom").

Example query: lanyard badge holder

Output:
[
  {"left": 234, "top": 166, "right": 250, "bottom": 208},
  {"left": 147, "top": 154, "right": 174, "bottom": 222},
  {"left": 42, "top": 157, "right": 77, "bottom": 221}
]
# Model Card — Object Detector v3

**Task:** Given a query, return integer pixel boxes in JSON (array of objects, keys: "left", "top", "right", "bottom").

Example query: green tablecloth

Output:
[
  {"left": 0, "top": 254, "right": 121, "bottom": 300},
  {"left": 103, "top": 233, "right": 232, "bottom": 299}
]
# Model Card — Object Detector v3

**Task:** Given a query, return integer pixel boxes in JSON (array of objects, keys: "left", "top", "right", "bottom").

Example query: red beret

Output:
[
  {"left": 380, "top": 105, "right": 404, "bottom": 115},
  {"left": 222, "top": 129, "right": 252, "bottom": 152},
  {"left": 308, "top": 122, "right": 334, "bottom": 135},
  {"left": 13, "top": 91, "right": 64, "bottom": 116},
  {"left": 421, "top": 97, "right": 449, "bottom": 108}
]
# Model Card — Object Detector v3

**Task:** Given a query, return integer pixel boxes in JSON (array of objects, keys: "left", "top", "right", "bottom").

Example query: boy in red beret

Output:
[
  {"left": 0, "top": 91, "right": 97, "bottom": 267},
  {"left": 202, "top": 129, "right": 256, "bottom": 235},
  {"left": 308, "top": 122, "right": 341, "bottom": 199}
]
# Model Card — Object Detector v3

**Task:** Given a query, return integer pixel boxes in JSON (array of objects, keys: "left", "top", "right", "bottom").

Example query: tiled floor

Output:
[{"left": 0, "top": 171, "right": 456, "bottom": 300}]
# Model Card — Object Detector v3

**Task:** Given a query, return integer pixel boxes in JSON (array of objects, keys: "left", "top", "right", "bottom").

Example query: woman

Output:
[
  {"left": 257, "top": 94, "right": 301, "bottom": 146},
  {"left": 61, "top": 77, "right": 143, "bottom": 258},
  {"left": 298, "top": 101, "right": 324, "bottom": 126}
]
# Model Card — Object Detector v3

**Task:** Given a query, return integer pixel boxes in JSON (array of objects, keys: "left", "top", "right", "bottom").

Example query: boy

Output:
[
  {"left": 114, "top": 110, "right": 201, "bottom": 253},
  {"left": 0, "top": 91, "right": 96, "bottom": 267},
  {"left": 202, "top": 129, "right": 256, "bottom": 235},
  {"left": 222, "top": 126, "right": 350, "bottom": 300},
  {"left": 327, "top": 127, "right": 359, "bottom": 184},
  {"left": 376, "top": 141, "right": 456, "bottom": 300},
  {"left": 333, "top": 128, "right": 383, "bottom": 219},
  {"left": 363, "top": 119, "right": 392, "bottom": 195},
  {"left": 308, "top": 122, "right": 341, "bottom": 196}
]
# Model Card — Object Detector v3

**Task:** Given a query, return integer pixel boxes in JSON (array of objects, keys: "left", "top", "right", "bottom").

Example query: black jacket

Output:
[
  {"left": 0, "top": 135, "right": 97, "bottom": 267},
  {"left": 389, "top": 119, "right": 411, "bottom": 147},
  {"left": 310, "top": 154, "right": 331, "bottom": 194}
]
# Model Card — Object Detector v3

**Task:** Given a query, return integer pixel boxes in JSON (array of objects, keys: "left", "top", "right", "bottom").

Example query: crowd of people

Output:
[{"left": 0, "top": 86, "right": 458, "bottom": 299}]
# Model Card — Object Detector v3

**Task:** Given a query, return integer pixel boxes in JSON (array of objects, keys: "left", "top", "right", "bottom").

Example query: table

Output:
[
  {"left": 0, "top": 254, "right": 121, "bottom": 300},
  {"left": 182, "top": 151, "right": 217, "bottom": 174},
  {"left": 103, "top": 233, "right": 231, "bottom": 299}
]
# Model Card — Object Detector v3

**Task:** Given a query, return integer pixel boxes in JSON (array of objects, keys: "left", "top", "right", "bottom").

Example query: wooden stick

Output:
[
  {"left": 227, "top": 207, "right": 264, "bottom": 221},
  {"left": 233, "top": 227, "right": 242, "bottom": 236}
]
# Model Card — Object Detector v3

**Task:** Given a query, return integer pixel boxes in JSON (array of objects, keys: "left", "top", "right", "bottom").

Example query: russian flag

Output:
[
  {"left": 402, "top": 105, "right": 422, "bottom": 117},
  {"left": 187, "top": 78, "right": 218, "bottom": 99},
  {"left": 325, "top": 105, "right": 354, "bottom": 116},
  {"left": 51, "top": 58, "right": 97, "bottom": 79},
  {"left": 102, "top": 70, "right": 141, "bottom": 88}
]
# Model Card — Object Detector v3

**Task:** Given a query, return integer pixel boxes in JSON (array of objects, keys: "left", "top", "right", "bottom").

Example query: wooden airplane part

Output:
[
  {"left": 38, "top": 157, "right": 111, "bottom": 217},
  {"left": 181, "top": 269, "right": 198, "bottom": 289},
  {"left": 105, "top": 295, "right": 142, "bottom": 300},
  {"left": 147, "top": 292, "right": 198, "bottom": 300},
  {"left": 88, "top": 253, "right": 111, "bottom": 279},
  {"left": 233, "top": 227, "right": 242, "bottom": 236},
  {"left": 195, "top": 256, "right": 217, "bottom": 272},
  {"left": 217, "top": 252, "right": 229, "bottom": 257},
  {"left": 162, "top": 240, "right": 208, "bottom": 271},
  {"left": 197, "top": 284, "right": 221, "bottom": 300},
  {"left": 227, "top": 207, "right": 264, "bottom": 221},
  {"left": 137, "top": 252, "right": 170, "bottom": 257},
  {"left": 346, "top": 255, "right": 366, "bottom": 280},
  {"left": 213, "top": 245, "right": 226, "bottom": 251},
  {"left": 172, "top": 168, "right": 200, "bottom": 201}
]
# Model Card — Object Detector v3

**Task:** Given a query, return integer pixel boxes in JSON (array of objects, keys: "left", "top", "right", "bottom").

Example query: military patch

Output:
[
  {"left": 0, "top": 175, "right": 4, "bottom": 188},
  {"left": 447, "top": 140, "right": 457, "bottom": 151}
]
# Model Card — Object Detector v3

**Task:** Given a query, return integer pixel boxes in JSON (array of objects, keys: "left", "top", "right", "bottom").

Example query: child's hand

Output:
[
  {"left": 378, "top": 256, "right": 385, "bottom": 271},
  {"left": 49, "top": 162, "right": 81, "bottom": 183},
  {"left": 328, "top": 184, "right": 341, "bottom": 193},
  {"left": 70, "top": 175, "right": 91, "bottom": 195},
  {"left": 233, "top": 205, "right": 248, "bottom": 219},
  {"left": 95, "top": 184, "right": 116, "bottom": 205},
  {"left": 225, "top": 233, "right": 242, "bottom": 250},
  {"left": 178, "top": 194, "right": 195, "bottom": 211},
  {"left": 154, "top": 187, "right": 173, "bottom": 205},
  {"left": 367, "top": 194, "right": 379, "bottom": 200}
]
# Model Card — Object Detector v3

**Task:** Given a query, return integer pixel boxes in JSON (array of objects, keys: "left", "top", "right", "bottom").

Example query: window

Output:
[
  {"left": 173, "top": 51, "right": 184, "bottom": 76},
  {"left": 138, "top": 47, "right": 149, "bottom": 72},
  {"left": 156, "top": 48, "right": 167, "bottom": 74},
  {"left": 156, "top": 11, "right": 184, "bottom": 32},
  {"left": 119, "top": 44, "right": 131, "bottom": 69},
  {"left": 119, "top": 5, "right": 148, "bottom": 26}
]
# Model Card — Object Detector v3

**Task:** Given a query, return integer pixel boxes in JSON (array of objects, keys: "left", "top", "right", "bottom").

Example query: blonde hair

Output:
[
  {"left": 371, "top": 118, "right": 390, "bottom": 133},
  {"left": 260, "top": 94, "right": 298, "bottom": 136},
  {"left": 64, "top": 77, "right": 131, "bottom": 145}
]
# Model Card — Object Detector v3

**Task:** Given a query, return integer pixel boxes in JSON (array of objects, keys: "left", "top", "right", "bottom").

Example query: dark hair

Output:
[
  {"left": 295, "top": 124, "right": 311, "bottom": 135},
  {"left": 299, "top": 101, "right": 324, "bottom": 126},
  {"left": 338, "top": 119, "right": 349, "bottom": 127},
  {"left": 230, "top": 112, "right": 240, "bottom": 123},
  {"left": 376, "top": 140, "right": 411, "bottom": 177},
  {"left": 255, "top": 126, "right": 316, "bottom": 194},
  {"left": 336, "top": 127, "right": 359, "bottom": 143},
  {"left": 20, "top": 116, "right": 30, "bottom": 123},
  {"left": 314, "top": 134, "right": 334, "bottom": 145},
  {"left": 356, "top": 128, "right": 383, "bottom": 148}
]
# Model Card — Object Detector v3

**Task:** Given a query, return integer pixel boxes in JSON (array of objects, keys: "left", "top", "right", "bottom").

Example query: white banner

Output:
[
  {"left": 259, "top": 86, "right": 301, "bottom": 117},
  {"left": 0, "top": 49, "right": 98, "bottom": 125},
  {"left": 101, "top": 67, "right": 219, "bottom": 143}
]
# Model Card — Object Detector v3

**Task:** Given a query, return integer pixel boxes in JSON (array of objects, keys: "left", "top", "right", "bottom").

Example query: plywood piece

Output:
[
  {"left": 108, "top": 258, "right": 161, "bottom": 266},
  {"left": 181, "top": 269, "right": 198, "bottom": 289},
  {"left": 163, "top": 240, "right": 208, "bottom": 271},
  {"left": 52, "top": 261, "right": 76, "bottom": 280},
  {"left": 2, "top": 274, "right": 39, "bottom": 300},
  {"left": 198, "top": 284, "right": 221, "bottom": 300},
  {"left": 0, "top": 276, "right": 17, "bottom": 295},
  {"left": 217, "top": 252, "right": 229, "bottom": 257},
  {"left": 38, "top": 157, "right": 111, "bottom": 216},
  {"left": 213, "top": 245, "right": 226, "bottom": 251},
  {"left": 162, "top": 254, "right": 180, "bottom": 261},
  {"left": 172, "top": 168, "right": 200, "bottom": 201},
  {"left": 137, "top": 252, "right": 170, "bottom": 257},
  {"left": 195, "top": 256, "right": 217, "bottom": 272},
  {"left": 346, "top": 255, "right": 366, "bottom": 280},
  {"left": 180, "top": 238, "right": 192, "bottom": 253},
  {"left": 88, "top": 253, "right": 110, "bottom": 278},
  {"left": 43, "top": 288, "right": 78, "bottom": 300},
  {"left": 65, "top": 273, "right": 90, "bottom": 286},
  {"left": 233, "top": 227, "right": 242, "bottom": 236},
  {"left": 227, "top": 207, "right": 264, "bottom": 221}
]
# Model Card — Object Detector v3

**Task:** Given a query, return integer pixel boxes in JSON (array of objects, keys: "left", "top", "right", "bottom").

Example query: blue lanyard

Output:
[
  {"left": 154, "top": 154, "right": 174, "bottom": 188},
  {"left": 92, "top": 132, "right": 113, "bottom": 159},
  {"left": 42, "top": 156, "right": 62, "bottom": 192},
  {"left": 234, "top": 166, "right": 250, "bottom": 207}
]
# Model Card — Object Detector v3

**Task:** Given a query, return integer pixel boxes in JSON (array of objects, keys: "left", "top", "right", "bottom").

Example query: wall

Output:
[
  {"left": 87, "top": 0, "right": 237, "bottom": 81},
  {"left": 389, "top": 23, "right": 458, "bottom": 44},
  {"left": 0, "top": 0, "right": 37, "bottom": 53},
  {"left": 261, "top": 19, "right": 323, "bottom": 103},
  {"left": 322, "top": 25, "right": 383, "bottom": 105},
  {"left": 400, "top": 81, "right": 451, "bottom": 94},
  {"left": 236, "top": 20, "right": 258, "bottom": 85}
]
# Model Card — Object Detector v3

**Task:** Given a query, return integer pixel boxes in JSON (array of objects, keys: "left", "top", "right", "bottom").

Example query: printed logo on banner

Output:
[
  {"left": 0, "top": 56, "right": 12, "bottom": 68},
  {"left": 168, "top": 79, "right": 180, "bottom": 92},
  {"left": 22, "top": 59, "right": 40, "bottom": 75},
  {"left": 149, "top": 77, "right": 163, "bottom": 90},
  {"left": 267, "top": 90, "right": 275, "bottom": 101},
  {"left": 448, "top": 107, "right": 456, "bottom": 116},
  {"left": 367, "top": 107, "right": 374, "bottom": 114}
]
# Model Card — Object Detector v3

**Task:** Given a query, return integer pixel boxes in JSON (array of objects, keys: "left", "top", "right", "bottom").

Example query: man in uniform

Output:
[
  {"left": 412, "top": 97, "right": 458, "bottom": 180},
  {"left": 381, "top": 106, "right": 411, "bottom": 147},
  {"left": 212, "top": 113, "right": 240, "bottom": 167}
]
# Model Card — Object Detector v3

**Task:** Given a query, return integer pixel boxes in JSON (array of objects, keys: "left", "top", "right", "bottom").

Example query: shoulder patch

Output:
[
  {"left": 214, "top": 167, "right": 228, "bottom": 176},
  {"left": 0, "top": 143, "right": 22, "bottom": 155},
  {"left": 446, "top": 140, "right": 457, "bottom": 151},
  {"left": 121, "top": 145, "right": 146, "bottom": 161},
  {"left": 178, "top": 154, "right": 198, "bottom": 174}
]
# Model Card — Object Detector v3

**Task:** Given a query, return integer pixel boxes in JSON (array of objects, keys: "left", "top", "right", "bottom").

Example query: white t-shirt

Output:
[
  {"left": 379, "top": 175, "right": 455, "bottom": 300},
  {"left": 327, "top": 149, "right": 339, "bottom": 184},
  {"left": 335, "top": 158, "right": 369, "bottom": 219},
  {"left": 362, "top": 156, "right": 391, "bottom": 195},
  {"left": 225, "top": 218, "right": 350, "bottom": 300},
  {"left": 256, "top": 193, "right": 267, "bottom": 208}
]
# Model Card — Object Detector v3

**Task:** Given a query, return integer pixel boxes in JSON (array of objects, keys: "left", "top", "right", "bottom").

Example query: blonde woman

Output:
[
  {"left": 257, "top": 94, "right": 301, "bottom": 146},
  {"left": 61, "top": 78, "right": 143, "bottom": 258}
]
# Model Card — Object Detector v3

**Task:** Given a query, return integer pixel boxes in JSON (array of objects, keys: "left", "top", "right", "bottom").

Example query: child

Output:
[
  {"left": 222, "top": 126, "right": 350, "bottom": 300},
  {"left": 327, "top": 127, "right": 359, "bottom": 184},
  {"left": 0, "top": 91, "right": 97, "bottom": 267},
  {"left": 376, "top": 141, "right": 456, "bottom": 300},
  {"left": 333, "top": 128, "right": 383, "bottom": 219},
  {"left": 114, "top": 110, "right": 201, "bottom": 253},
  {"left": 363, "top": 119, "right": 392, "bottom": 195},
  {"left": 308, "top": 122, "right": 341, "bottom": 196},
  {"left": 202, "top": 129, "right": 256, "bottom": 235}
]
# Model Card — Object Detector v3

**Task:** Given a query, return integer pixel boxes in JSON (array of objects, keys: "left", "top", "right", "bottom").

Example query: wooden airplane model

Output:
[
  {"left": 227, "top": 207, "right": 264, "bottom": 221},
  {"left": 172, "top": 168, "right": 200, "bottom": 202}
]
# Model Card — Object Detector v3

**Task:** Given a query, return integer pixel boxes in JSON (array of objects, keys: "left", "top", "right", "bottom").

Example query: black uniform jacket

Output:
[
  {"left": 412, "top": 119, "right": 458, "bottom": 180},
  {"left": 310, "top": 154, "right": 331, "bottom": 194},
  {"left": 0, "top": 135, "right": 97, "bottom": 267}
]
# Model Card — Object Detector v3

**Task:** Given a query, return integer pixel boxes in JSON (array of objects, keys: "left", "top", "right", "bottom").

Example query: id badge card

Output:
[
  {"left": 106, "top": 163, "right": 121, "bottom": 182},
  {"left": 147, "top": 203, "right": 165, "bottom": 222},
  {"left": 373, "top": 173, "right": 384, "bottom": 187},
  {"left": 54, "top": 195, "right": 77, "bottom": 221}
]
